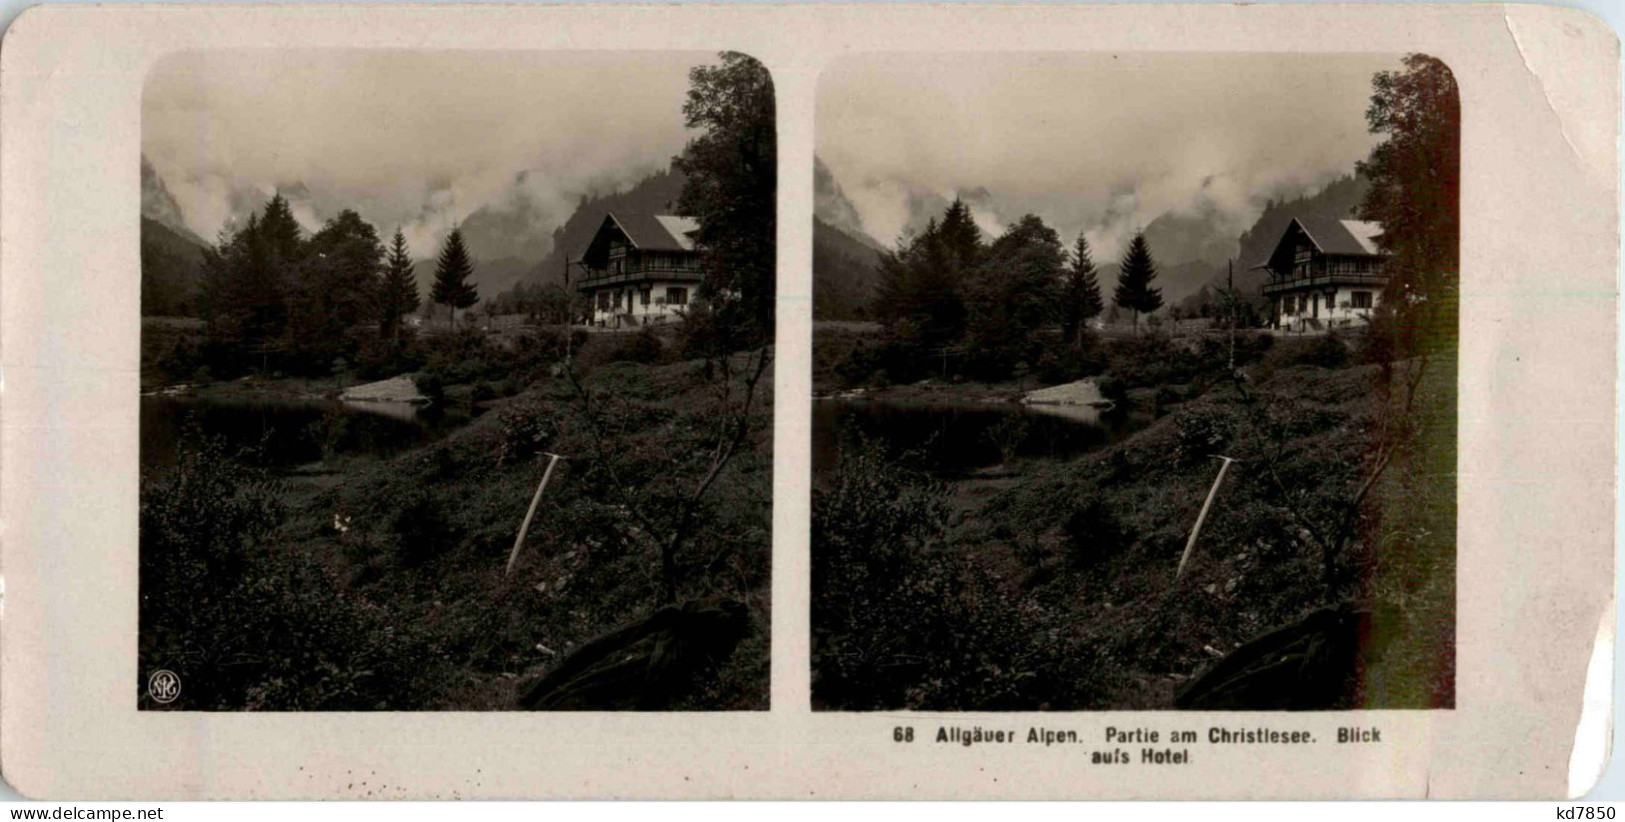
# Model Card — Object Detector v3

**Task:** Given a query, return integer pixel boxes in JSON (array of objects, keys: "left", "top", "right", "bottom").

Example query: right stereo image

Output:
[{"left": 810, "top": 52, "right": 1459, "bottom": 712}]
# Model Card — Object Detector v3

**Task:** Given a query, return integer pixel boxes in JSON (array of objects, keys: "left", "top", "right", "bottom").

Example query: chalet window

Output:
[
  {"left": 1352, "top": 291, "right": 1373, "bottom": 309},
  {"left": 641, "top": 288, "right": 651, "bottom": 306},
  {"left": 666, "top": 286, "right": 688, "bottom": 306}
]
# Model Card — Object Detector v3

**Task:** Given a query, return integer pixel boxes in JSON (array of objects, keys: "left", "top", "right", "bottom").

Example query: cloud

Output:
[
  {"left": 143, "top": 50, "right": 711, "bottom": 259},
  {"left": 817, "top": 52, "right": 1402, "bottom": 257}
]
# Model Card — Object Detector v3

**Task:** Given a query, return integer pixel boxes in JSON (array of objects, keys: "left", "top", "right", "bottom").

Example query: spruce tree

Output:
[
  {"left": 259, "top": 193, "right": 305, "bottom": 265},
  {"left": 1062, "top": 233, "right": 1104, "bottom": 343},
  {"left": 431, "top": 227, "right": 479, "bottom": 326},
  {"left": 937, "top": 197, "right": 984, "bottom": 271},
  {"left": 379, "top": 229, "right": 421, "bottom": 339},
  {"left": 1114, "top": 233, "right": 1163, "bottom": 335}
]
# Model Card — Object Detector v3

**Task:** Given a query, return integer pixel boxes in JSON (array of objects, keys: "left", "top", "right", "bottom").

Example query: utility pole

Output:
[{"left": 1227, "top": 259, "right": 1236, "bottom": 372}]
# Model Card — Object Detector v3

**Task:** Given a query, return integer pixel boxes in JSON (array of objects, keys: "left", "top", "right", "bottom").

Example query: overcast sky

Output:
[
  {"left": 144, "top": 50, "right": 708, "bottom": 255},
  {"left": 817, "top": 52, "right": 1404, "bottom": 255}
]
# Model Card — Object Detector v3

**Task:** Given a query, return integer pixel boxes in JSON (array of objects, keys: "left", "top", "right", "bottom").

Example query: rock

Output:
[
  {"left": 1225, "top": 578, "right": 1238, "bottom": 592},
  {"left": 340, "top": 375, "right": 427, "bottom": 404},
  {"left": 1021, "top": 379, "right": 1105, "bottom": 407}
]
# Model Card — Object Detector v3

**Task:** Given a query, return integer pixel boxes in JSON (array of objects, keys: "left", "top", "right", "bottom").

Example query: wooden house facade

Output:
[
  {"left": 1255, "top": 216, "right": 1388, "bottom": 331},
  {"left": 572, "top": 213, "right": 704, "bottom": 327}
]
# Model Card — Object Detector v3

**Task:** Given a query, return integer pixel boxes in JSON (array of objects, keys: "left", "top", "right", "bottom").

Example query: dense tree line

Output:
[
  {"left": 194, "top": 194, "right": 485, "bottom": 378},
  {"left": 865, "top": 196, "right": 1170, "bottom": 382}
]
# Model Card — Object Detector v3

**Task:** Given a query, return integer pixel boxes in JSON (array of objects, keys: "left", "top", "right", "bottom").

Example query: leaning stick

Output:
[
  {"left": 1176, "top": 455, "right": 1239, "bottom": 582},
  {"left": 506, "top": 452, "right": 565, "bottom": 578}
]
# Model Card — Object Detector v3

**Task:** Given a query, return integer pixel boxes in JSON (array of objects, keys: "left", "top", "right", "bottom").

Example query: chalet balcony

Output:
[
  {"left": 1261, "top": 270, "right": 1387, "bottom": 295},
  {"left": 575, "top": 262, "right": 705, "bottom": 290}
]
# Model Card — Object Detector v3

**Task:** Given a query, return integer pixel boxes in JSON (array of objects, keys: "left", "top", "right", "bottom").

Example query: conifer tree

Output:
[
  {"left": 259, "top": 193, "right": 305, "bottom": 265},
  {"left": 1061, "top": 233, "right": 1104, "bottom": 343},
  {"left": 379, "top": 229, "right": 421, "bottom": 339},
  {"left": 1114, "top": 233, "right": 1163, "bottom": 335},
  {"left": 431, "top": 227, "right": 479, "bottom": 326},
  {"left": 937, "top": 197, "right": 984, "bottom": 271}
]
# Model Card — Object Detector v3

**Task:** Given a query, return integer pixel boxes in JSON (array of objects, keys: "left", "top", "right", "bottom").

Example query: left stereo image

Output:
[{"left": 138, "top": 49, "right": 776, "bottom": 711}]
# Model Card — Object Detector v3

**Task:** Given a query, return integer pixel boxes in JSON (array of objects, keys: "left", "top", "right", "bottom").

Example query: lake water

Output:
[
  {"left": 140, "top": 395, "right": 466, "bottom": 473},
  {"left": 811, "top": 398, "right": 1144, "bottom": 477}
]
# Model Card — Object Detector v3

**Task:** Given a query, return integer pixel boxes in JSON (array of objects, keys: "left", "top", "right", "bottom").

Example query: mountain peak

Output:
[
  {"left": 813, "top": 156, "right": 876, "bottom": 245},
  {"left": 141, "top": 155, "right": 207, "bottom": 245}
]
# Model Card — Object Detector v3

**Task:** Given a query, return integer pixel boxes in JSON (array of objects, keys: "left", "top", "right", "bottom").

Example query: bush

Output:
[
  {"left": 986, "top": 414, "right": 1029, "bottom": 465},
  {"left": 834, "top": 342, "right": 884, "bottom": 388},
  {"left": 496, "top": 401, "right": 558, "bottom": 467},
  {"left": 355, "top": 333, "right": 429, "bottom": 381},
  {"left": 1294, "top": 334, "right": 1351, "bottom": 369},
  {"left": 139, "top": 433, "right": 430, "bottom": 710},
  {"left": 1096, "top": 374, "right": 1127, "bottom": 404},
  {"left": 414, "top": 372, "right": 445, "bottom": 403},
  {"left": 1063, "top": 498, "right": 1129, "bottom": 568},
  {"left": 606, "top": 327, "right": 665, "bottom": 365},
  {"left": 812, "top": 443, "right": 1122, "bottom": 709},
  {"left": 1174, "top": 405, "right": 1240, "bottom": 463},
  {"left": 1036, "top": 337, "right": 1108, "bottom": 384},
  {"left": 390, "top": 488, "right": 455, "bottom": 565}
]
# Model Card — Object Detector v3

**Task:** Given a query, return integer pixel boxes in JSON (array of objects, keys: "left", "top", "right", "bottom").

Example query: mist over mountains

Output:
[
  {"left": 809, "top": 153, "right": 1371, "bottom": 320},
  {"left": 140, "top": 153, "right": 697, "bottom": 314}
]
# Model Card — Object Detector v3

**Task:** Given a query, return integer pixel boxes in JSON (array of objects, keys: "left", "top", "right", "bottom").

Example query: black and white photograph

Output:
[
  {"left": 812, "top": 53, "right": 1459, "bottom": 711},
  {"left": 139, "top": 49, "right": 776, "bottom": 711}
]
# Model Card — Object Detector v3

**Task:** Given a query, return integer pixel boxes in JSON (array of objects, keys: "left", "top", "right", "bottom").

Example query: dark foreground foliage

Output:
[
  {"left": 812, "top": 331, "right": 1454, "bottom": 710},
  {"left": 140, "top": 432, "right": 432, "bottom": 709},
  {"left": 141, "top": 330, "right": 772, "bottom": 710}
]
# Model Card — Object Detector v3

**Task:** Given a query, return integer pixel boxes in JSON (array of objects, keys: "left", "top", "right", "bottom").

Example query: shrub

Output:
[
  {"left": 414, "top": 372, "right": 445, "bottom": 403},
  {"left": 1063, "top": 497, "right": 1130, "bottom": 568},
  {"left": 986, "top": 414, "right": 1029, "bottom": 465},
  {"left": 1096, "top": 374, "right": 1127, "bottom": 404},
  {"left": 812, "top": 443, "right": 1121, "bottom": 710},
  {"left": 1174, "top": 405, "right": 1240, "bottom": 463},
  {"left": 139, "top": 433, "right": 430, "bottom": 710},
  {"left": 1294, "top": 334, "right": 1351, "bottom": 369},
  {"left": 1036, "top": 337, "right": 1108, "bottom": 384},
  {"left": 391, "top": 488, "right": 455, "bottom": 565},
  {"left": 834, "top": 342, "right": 883, "bottom": 388},
  {"left": 622, "top": 328, "right": 665, "bottom": 364},
  {"left": 496, "top": 401, "right": 558, "bottom": 467}
]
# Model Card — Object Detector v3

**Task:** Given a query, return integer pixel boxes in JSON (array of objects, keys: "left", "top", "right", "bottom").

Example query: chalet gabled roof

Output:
[
  {"left": 1250, "top": 216, "right": 1385, "bottom": 272},
  {"left": 1293, "top": 216, "right": 1384, "bottom": 257},
  {"left": 581, "top": 212, "right": 701, "bottom": 269},
  {"left": 616, "top": 213, "right": 699, "bottom": 252}
]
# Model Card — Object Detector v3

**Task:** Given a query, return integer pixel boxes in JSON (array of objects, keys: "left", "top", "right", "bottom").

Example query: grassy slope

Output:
[
  {"left": 254, "top": 351, "right": 773, "bottom": 710},
  {"left": 917, "top": 343, "right": 1455, "bottom": 708}
]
